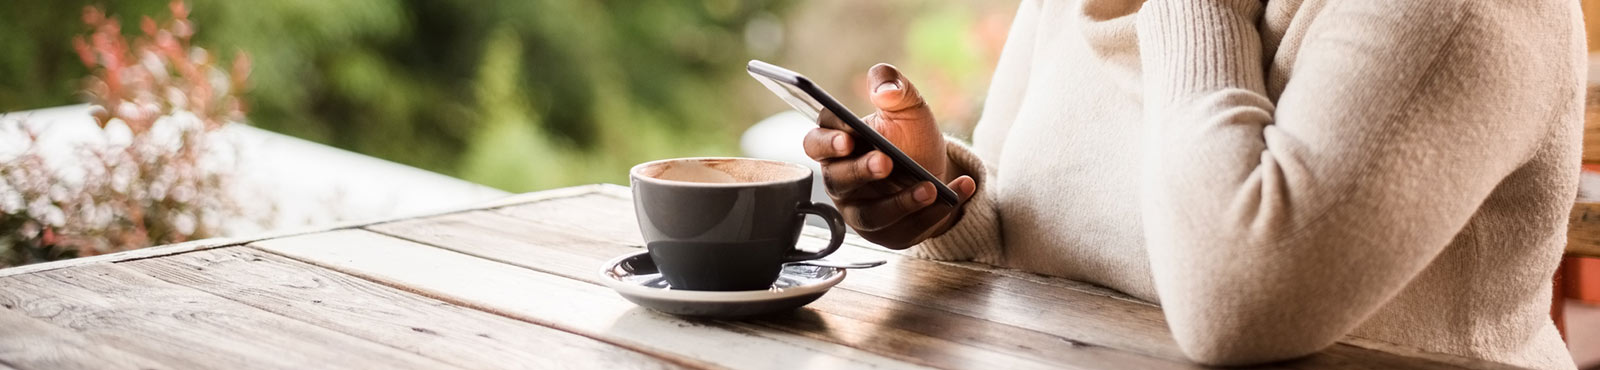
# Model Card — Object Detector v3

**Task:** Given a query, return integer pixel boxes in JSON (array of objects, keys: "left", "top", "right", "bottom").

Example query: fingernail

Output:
[
  {"left": 913, "top": 184, "right": 932, "bottom": 203},
  {"left": 874, "top": 80, "right": 900, "bottom": 93},
  {"left": 832, "top": 134, "right": 848, "bottom": 153},
  {"left": 870, "top": 154, "right": 890, "bottom": 177}
]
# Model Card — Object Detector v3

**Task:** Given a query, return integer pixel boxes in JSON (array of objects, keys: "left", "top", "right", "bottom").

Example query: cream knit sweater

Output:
[{"left": 914, "top": 0, "right": 1585, "bottom": 368}]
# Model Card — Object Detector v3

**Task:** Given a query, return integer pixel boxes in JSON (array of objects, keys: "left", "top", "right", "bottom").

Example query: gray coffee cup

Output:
[{"left": 630, "top": 157, "right": 846, "bottom": 291}]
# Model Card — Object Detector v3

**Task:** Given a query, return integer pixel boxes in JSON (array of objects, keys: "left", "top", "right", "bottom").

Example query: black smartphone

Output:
[{"left": 746, "top": 60, "right": 959, "bottom": 207}]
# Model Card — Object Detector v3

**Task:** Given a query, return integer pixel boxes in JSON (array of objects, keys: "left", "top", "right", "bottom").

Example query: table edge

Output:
[{"left": 0, "top": 184, "right": 616, "bottom": 278}]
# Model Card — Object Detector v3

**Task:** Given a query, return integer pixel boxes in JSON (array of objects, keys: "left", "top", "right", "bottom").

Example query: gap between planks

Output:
[
  {"left": 120, "top": 246, "right": 689, "bottom": 370},
  {"left": 485, "top": 192, "right": 1189, "bottom": 361},
  {"left": 248, "top": 229, "right": 932, "bottom": 370},
  {"left": 0, "top": 184, "right": 613, "bottom": 279},
  {"left": 475, "top": 190, "right": 1510, "bottom": 370},
  {"left": 0, "top": 307, "right": 165, "bottom": 370},
  {"left": 0, "top": 263, "right": 458, "bottom": 370},
  {"left": 368, "top": 210, "right": 1196, "bottom": 370}
]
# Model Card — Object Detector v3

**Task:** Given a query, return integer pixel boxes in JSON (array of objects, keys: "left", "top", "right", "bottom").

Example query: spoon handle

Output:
[{"left": 788, "top": 259, "right": 887, "bottom": 269}]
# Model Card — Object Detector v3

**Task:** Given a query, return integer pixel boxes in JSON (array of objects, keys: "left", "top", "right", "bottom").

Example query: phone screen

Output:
[{"left": 749, "top": 73, "right": 826, "bottom": 122}]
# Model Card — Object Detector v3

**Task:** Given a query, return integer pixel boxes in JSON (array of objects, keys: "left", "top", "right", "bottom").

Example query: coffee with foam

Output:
[{"left": 634, "top": 158, "right": 810, "bottom": 184}]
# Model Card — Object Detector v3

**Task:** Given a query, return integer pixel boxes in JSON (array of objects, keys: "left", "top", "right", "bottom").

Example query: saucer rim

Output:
[{"left": 599, "top": 251, "right": 845, "bottom": 303}]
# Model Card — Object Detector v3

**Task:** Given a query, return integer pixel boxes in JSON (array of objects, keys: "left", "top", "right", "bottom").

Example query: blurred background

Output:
[
  {"left": 0, "top": 0, "right": 1016, "bottom": 192},
  {"left": 2, "top": 1, "right": 1599, "bottom": 365}
]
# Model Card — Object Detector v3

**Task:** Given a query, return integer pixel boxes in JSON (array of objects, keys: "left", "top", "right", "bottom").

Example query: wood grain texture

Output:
[
  {"left": 0, "top": 308, "right": 165, "bottom": 370},
  {"left": 1585, "top": 83, "right": 1600, "bottom": 164},
  {"left": 0, "top": 264, "right": 453, "bottom": 370},
  {"left": 487, "top": 189, "right": 1514, "bottom": 369},
  {"left": 820, "top": 237, "right": 1517, "bottom": 370},
  {"left": 1571, "top": 202, "right": 1600, "bottom": 257},
  {"left": 492, "top": 193, "right": 645, "bottom": 246},
  {"left": 250, "top": 229, "right": 926, "bottom": 370},
  {"left": 123, "top": 247, "right": 681, "bottom": 370},
  {"left": 493, "top": 190, "right": 1180, "bottom": 358},
  {"left": 0, "top": 237, "right": 247, "bottom": 279},
  {"left": 371, "top": 211, "right": 1184, "bottom": 369},
  {"left": 0, "top": 184, "right": 607, "bottom": 279}
]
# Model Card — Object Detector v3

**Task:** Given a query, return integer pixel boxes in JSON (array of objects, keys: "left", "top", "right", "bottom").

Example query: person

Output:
[{"left": 801, "top": 0, "right": 1585, "bottom": 368}]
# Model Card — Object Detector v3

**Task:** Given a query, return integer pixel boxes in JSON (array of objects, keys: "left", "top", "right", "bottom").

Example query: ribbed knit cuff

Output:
[
  {"left": 1136, "top": 0, "right": 1266, "bottom": 103},
  {"left": 910, "top": 138, "right": 1004, "bottom": 265}
]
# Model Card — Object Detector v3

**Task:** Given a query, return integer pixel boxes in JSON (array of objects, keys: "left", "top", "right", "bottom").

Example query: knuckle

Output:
[
  {"left": 894, "top": 189, "right": 921, "bottom": 214},
  {"left": 825, "top": 162, "right": 855, "bottom": 183},
  {"left": 821, "top": 169, "right": 845, "bottom": 189},
  {"left": 822, "top": 177, "right": 850, "bottom": 198},
  {"left": 802, "top": 131, "right": 831, "bottom": 159},
  {"left": 839, "top": 205, "right": 879, "bottom": 231}
]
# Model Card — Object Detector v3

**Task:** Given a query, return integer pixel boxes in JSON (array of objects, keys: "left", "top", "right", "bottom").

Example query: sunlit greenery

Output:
[
  {"left": 1, "top": 1, "right": 1008, "bottom": 193},
  {"left": 1, "top": 0, "right": 787, "bottom": 192}
]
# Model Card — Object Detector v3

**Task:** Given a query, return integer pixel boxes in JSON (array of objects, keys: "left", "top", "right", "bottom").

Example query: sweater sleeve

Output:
[
  {"left": 1136, "top": 0, "right": 1561, "bottom": 365},
  {"left": 910, "top": 139, "right": 1004, "bottom": 265}
]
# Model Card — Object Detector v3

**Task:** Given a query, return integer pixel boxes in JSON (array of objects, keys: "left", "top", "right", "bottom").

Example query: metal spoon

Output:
[{"left": 787, "top": 259, "right": 887, "bottom": 269}]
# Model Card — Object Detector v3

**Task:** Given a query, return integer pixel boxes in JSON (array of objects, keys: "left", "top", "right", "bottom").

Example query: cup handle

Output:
[{"left": 785, "top": 202, "right": 846, "bottom": 262}]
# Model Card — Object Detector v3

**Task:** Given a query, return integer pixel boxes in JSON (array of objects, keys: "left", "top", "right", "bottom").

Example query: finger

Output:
[
  {"left": 898, "top": 202, "right": 962, "bottom": 245},
  {"left": 948, "top": 175, "right": 977, "bottom": 202},
  {"left": 867, "top": 63, "right": 928, "bottom": 113},
  {"left": 802, "top": 127, "right": 853, "bottom": 161},
  {"left": 822, "top": 151, "right": 893, "bottom": 197},
  {"left": 844, "top": 182, "right": 937, "bottom": 232},
  {"left": 897, "top": 176, "right": 978, "bottom": 238},
  {"left": 869, "top": 176, "right": 978, "bottom": 249}
]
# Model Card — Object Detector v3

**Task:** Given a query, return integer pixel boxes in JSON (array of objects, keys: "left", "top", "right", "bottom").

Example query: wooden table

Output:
[{"left": 0, "top": 185, "right": 1517, "bottom": 370}]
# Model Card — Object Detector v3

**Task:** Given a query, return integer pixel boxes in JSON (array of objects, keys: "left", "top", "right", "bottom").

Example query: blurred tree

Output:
[{"left": 0, "top": 0, "right": 786, "bottom": 191}]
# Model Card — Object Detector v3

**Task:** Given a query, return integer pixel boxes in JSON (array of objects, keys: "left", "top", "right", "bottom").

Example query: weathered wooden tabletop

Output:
[{"left": 0, "top": 184, "right": 1518, "bottom": 369}]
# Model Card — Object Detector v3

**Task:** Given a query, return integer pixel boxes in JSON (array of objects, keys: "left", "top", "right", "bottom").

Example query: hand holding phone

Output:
[{"left": 747, "top": 61, "right": 978, "bottom": 249}]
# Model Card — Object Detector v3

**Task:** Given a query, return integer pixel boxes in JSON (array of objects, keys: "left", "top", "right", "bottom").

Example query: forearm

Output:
[{"left": 1137, "top": 0, "right": 1523, "bottom": 365}]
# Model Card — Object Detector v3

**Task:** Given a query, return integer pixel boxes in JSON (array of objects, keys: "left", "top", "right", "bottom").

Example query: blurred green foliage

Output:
[{"left": 0, "top": 0, "right": 788, "bottom": 192}]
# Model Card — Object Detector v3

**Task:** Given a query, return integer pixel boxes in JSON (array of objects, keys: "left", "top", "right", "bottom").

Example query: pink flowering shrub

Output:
[{"left": 0, "top": 1, "right": 261, "bottom": 267}]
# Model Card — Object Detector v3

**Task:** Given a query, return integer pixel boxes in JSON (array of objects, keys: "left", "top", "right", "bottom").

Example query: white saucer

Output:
[{"left": 599, "top": 251, "right": 845, "bottom": 318}]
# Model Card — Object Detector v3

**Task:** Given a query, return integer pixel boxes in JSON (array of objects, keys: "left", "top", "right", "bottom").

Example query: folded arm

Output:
[{"left": 1136, "top": 0, "right": 1550, "bottom": 364}]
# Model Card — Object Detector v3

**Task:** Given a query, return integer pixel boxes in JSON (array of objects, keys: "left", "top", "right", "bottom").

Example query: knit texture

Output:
[
  {"left": 911, "top": 140, "right": 1003, "bottom": 264},
  {"left": 914, "top": 0, "right": 1584, "bottom": 368}
]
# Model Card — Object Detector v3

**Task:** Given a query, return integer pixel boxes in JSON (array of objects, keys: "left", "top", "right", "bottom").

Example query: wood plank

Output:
[
  {"left": 371, "top": 211, "right": 1184, "bottom": 369},
  {"left": 0, "top": 184, "right": 607, "bottom": 279},
  {"left": 122, "top": 247, "right": 682, "bottom": 370},
  {"left": 491, "top": 192, "right": 1512, "bottom": 369},
  {"left": 469, "top": 183, "right": 609, "bottom": 209},
  {"left": 0, "top": 237, "right": 248, "bottom": 279},
  {"left": 489, "top": 193, "right": 1183, "bottom": 358},
  {"left": 810, "top": 235, "right": 1521, "bottom": 370},
  {"left": 251, "top": 229, "right": 930, "bottom": 370},
  {"left": 0, "top": 264, "right": 454, "bottom": 370},
  {"left": 1570, "top": 202, "right": 1600, "bottom": 257},
  {"left": 492, "top": 193, "right": 645, "bottom": 245},
  {"left": 0, "top": 308, "right": 165, "bottom": 370}
]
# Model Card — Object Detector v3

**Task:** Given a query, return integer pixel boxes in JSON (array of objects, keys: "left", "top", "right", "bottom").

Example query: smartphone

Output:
[{"left": 746, "top": 60, "right": 959, "bottom": 207}]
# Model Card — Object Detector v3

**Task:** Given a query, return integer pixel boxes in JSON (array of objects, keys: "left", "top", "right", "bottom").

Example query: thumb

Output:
[{"left": 868, "top": 63, "right": 928, "bottom": 113}]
